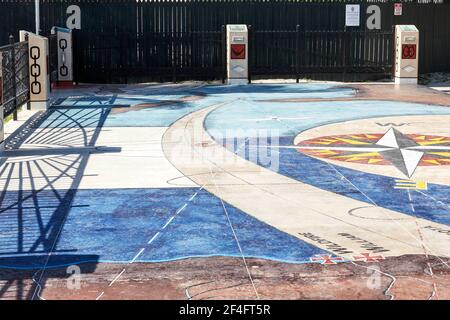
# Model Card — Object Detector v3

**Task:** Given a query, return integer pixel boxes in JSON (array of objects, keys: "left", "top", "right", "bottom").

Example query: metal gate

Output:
[{"left": 0, "top": 36, "right": 30, "bottom": 120}]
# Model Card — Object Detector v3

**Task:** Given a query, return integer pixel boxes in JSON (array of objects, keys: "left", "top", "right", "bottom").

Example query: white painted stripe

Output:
[
  {"left": 162, "top": 216, "right": 175, "bottom": 229},
  {"left": 96, "top": 292, "right": 104, "bottom": 300},
  {"left": 148, "top": 232, "right": 160, "bottom": 244},
  {"left": 176, "top": 203, "right": 187, "bottom": 214},
  {"left": 130, "top": 248, "right": 145, "bottom": 263},
  {"left": 109, "top": 268, "right": 126, "bottom": 286},
  {"left": 188, "top": 193, "right": 198, "bottom": 202}
]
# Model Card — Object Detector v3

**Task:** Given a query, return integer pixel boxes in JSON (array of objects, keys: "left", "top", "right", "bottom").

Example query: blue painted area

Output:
[
  {"left": 42, "top": 104, "right": 209, "bottom": 128},
  {"left": 205, "top": 100, "right": 450, "bottom": 226},
  {"left": 46, "top": 83, "right": 354, "bottom": 128},
  {"left": 196, "top": 83, "right": 355, "bottom": 100},
  {"left": 0, "top": 188, "right": 327, "bottom": 269},
  {"left": 206, "top": 99, "right": 450, "bottom": 138},
  {"left": 104, "top": 103, "right": 208, "bottom": 128}
]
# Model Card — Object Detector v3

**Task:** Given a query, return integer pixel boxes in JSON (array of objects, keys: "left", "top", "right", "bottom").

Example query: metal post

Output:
[
  {"left": 72, "top": 29, "right": 79, "bottom": 85},
  {"left": 25, "top": 33, "right": 31, "bottom": 110},
  {"left": 35, "top": 0, "right": 40, "bottom": 35},
  {"left": 9, "top": 35, "right": 18, "bottom": 121},
  {"left": 296, "top": 25, "right": 300, "bottom": 83},
  {"left": 342, "top": 27, "right": 347, "bottom": 82},
  {"left": 391, "top": 24, "right": 396, "bottom": 79},
  {"left": 247, "top": 25, "right": 252, "bottom": 84},
  {"left": 221, "top": 25, "right": 226, "bottom": 84}
]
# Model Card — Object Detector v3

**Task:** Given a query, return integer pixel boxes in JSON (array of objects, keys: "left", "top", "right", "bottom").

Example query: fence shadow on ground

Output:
[{"left": 0, "top": 105, "right": 118, "bottom": 300}]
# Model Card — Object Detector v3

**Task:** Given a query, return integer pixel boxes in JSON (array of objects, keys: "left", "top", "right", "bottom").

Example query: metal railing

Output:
[{"left": 0, "top": 35, "right": 30, "bottom": 120}]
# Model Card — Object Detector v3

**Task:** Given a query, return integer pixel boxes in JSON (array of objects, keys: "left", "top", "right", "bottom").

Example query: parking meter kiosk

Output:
[
  {"left": 395, "top": 25, "right": 419, "bottom": 85},
  {"left": 226, "top": 25, "right": 248, "bottom": 85},
  {"left": 51, "top": 27, "right": 74, "bottom": 86},
  {"left": 20, "top": 31, "right": 50, "bottom": 110}
]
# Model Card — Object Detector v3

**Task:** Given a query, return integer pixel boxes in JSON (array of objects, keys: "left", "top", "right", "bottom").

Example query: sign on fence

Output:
[
  {"left": 345, "top": 4, "right": 360, "bottom": 27},
  {"left": 394, "top": 3, "right": 403, "bottom": 16}
]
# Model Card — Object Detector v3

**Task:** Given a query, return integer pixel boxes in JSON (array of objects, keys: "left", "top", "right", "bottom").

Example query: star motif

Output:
[{"left": 296, "top": 127, "right": 450, "bottom": 178}]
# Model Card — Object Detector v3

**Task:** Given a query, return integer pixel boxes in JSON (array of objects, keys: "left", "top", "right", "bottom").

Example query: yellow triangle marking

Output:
[
  {"left": 332, "top": 152, "right": 379, "bottom": 159},
  {"left": 429, "top": 137, "right": 445, "bottom": 141},
  {"left": 345, "top": 157, "right": 366, "bottom": 162},
  {"left": 429, "top": 152, "right": 450, "bottom": 157},
  {"left": 313, "top": 140, "right": 337, "bottom": 145},
  {"left": 423, "top": 159, "right": 440, "bottom": 165},
  {"left": 334, "top": 138, "right": 370, "bottom": 145},
  {"left": 315, "top": 150, "right": 339, "bottom": 155},
  {"left": 368, "top": 158, "right": 383, "bottom": 164},
  {"left": 419, "top": 140, "right": 450, "bottom": 146}
]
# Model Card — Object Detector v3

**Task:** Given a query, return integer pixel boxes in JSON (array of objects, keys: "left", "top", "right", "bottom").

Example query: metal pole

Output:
[
  {"left": 9, "top": 35, "right": 18, "bottom": 121},
  {"left": 35, "top": 0, "right": 40, "bottom": 35},
  {"left": 221, "top": 25, "right": 226, "bottom": 84},
  {"left": 296, "top": 25, "right": 300, "bottom": 83},
  {"left": 247, "top": 25, "right": 252, "bottom": 84}
]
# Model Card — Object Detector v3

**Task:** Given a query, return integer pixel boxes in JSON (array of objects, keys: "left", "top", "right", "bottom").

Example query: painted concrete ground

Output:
[
  {"left": 205, "top": 101, "right": 450, "bottom": 226},
  {"left": 1, "top": 82, "right": 450, "bottom": 299}
]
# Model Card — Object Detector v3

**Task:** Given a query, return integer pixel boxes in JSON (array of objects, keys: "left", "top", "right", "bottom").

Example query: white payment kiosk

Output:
[
  {"left": 20, "top": 31, "right": 50, "bottom": 110},
  {"left": 226, "top": 24, "right": 248, "bottom": 85},
  {"left": 395, "top": 25, "right": 419, "bottom": 85},
  {"left": 51, "top": 27, "right": 74, "bottom": 86}
]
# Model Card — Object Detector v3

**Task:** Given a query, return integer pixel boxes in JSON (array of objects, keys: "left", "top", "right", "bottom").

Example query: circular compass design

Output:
[{"left": 296, "top": 127, "right": 450, "bottom": 178}]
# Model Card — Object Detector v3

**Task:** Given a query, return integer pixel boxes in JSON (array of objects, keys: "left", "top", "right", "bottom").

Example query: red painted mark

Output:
[
  {"left": 310, "top": 255, "right": 345, "bottom": 265},
  {"left": 353, "top": 252, "right": 385, "bottom": 263}
]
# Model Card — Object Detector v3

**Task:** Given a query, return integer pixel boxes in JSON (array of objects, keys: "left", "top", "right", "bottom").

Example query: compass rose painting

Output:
[{"left": 296, "top": 128, "right": 450, "bottom": 178}]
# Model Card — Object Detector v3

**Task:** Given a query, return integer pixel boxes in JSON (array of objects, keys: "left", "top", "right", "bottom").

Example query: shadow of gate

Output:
[{"left": 0, "top": 104, "right": 118, "bottom": 300}]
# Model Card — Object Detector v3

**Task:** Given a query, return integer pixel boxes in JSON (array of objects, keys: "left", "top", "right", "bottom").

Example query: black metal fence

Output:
[
  {"left": 2, "top": 0, "right": 450, "bottom": 72},
  {"left": 72, "top": 27, "right": 393, "bottom": 83},
  {"left": 73, "top": 30, "right": 224, "bottom": 83},
  {"left": 0, "top": 36, "right": 30, "bottom": 120},
  {"left": 48, "top": 32, "right": 59, "bottom": 84},
  {"left": 1, "top": 0, "right": 449, "bottom": 83},
  {"left": 250, "top": 28, "right": 394, "bottom": 80},
  {"left": 303, "top": 29, "right": 394, "bottom": 79}
]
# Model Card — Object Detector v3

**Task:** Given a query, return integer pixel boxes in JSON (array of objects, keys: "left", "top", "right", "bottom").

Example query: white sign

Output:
[
  {"left": 394, "top": 3, "right": 403, "bottom": 16},
  {"left": 346, "top": 4, "right": 361, "bottom": 27}
]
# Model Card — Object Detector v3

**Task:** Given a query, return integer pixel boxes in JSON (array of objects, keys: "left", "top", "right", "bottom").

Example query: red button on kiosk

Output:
[
  {"left": 230, "top": 44, "right": 246, "bottom": 60},
  {"left": 402, "top": 44, "right": 416, "bottom": 59}
]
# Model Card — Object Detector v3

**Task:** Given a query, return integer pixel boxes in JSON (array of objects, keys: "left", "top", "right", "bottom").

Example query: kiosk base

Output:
[
  {"left": 30, "top": 101, "right": 50, "bottom": 111},
  {"left": 227, "top": 78, "right": 248, "bottom": 85},
  {"left": 395, "top": 77, "right": 418, "bottom": 85}
]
